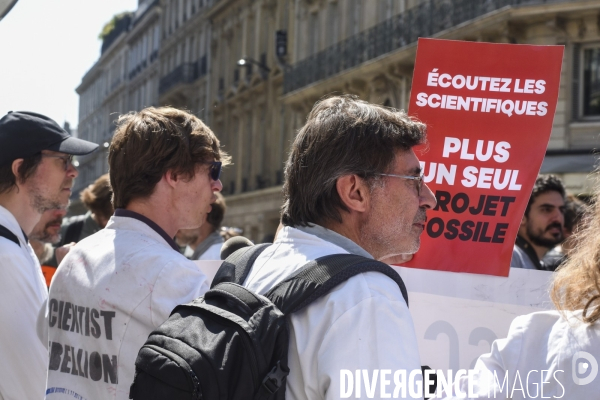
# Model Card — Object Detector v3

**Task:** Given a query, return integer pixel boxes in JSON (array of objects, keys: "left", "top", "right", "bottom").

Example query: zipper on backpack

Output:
[{"left": 144, "top": 344, "right": 203, "bottom": 400}]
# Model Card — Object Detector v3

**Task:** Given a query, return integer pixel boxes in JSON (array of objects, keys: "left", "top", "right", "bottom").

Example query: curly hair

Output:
[
  {"left": 525, "top": 174, "right": 566, "bottom": 217},
  {"left": 551, "top": 172, "right": 600, "bottom": 324},
  {"left": 80, "top": 173, "right": 113, "bottom": 221}
]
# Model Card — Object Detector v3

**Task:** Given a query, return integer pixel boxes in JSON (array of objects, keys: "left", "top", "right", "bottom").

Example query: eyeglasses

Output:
[
  {"left": 205, "top": 161, "right": 222, "bottom": 181},
  {"left": 41, "top": 154, "right": 74, "bottom": 171},
  {"left": 375, "top": 173, "right": 424, "bottom": 196}
]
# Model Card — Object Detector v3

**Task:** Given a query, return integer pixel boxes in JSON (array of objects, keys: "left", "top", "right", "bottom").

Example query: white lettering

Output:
[
  {"left": 393, "top": 370, "right": 406, "bottom": 398},
  {"left": 340, "top": 370, "right": 353, "bottom": 398},
  {"left": 427, "top": 69, "right": 439, "bottom": 86},
  {"left": 363, "top": 369, "right": 378, "bottom": 398},
  {"left": 416, "top": 92, "right": 428, "bottom": 107},
  {"left": 442, "top": 137, "right": 461, "bottom": 158},
  {"left": 380, "top": 369, "right": 391, "bottom": 398}
]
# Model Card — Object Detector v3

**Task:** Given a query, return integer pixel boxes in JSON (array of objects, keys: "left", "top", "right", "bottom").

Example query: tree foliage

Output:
[{"left": 98, "top": 12, "right": 132, "bottom": 40}]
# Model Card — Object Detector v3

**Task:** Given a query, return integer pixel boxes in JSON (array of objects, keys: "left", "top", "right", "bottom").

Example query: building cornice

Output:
[
  {"left": 205, "top": 0, "right": 239, "bottom": 20},
  {"left": 282, "top": 0, "right": 600, "bottom": 103},
  {"left": 128, "top": 2, "right": 161, "bottom": 40}
]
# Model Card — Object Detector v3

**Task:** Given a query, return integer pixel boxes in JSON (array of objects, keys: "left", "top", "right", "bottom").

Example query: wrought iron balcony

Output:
[
  {"left": 283, "top": 0, "right": 575, "bottom": 94},
  {"left": 159, "top": 63, "right": 198, "bottom": 95}
]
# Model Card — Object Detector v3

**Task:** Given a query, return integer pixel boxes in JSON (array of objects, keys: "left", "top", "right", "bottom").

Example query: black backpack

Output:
[{"left": 129, "top": 244, "right": 409, "bottom": 400}]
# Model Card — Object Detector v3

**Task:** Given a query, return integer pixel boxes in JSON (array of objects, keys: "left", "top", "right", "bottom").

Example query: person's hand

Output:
[
  {"left": 55, "top": 242, "right": 76, "bottom": 265},
  {"left": 380, "top": 253, "right": 413, "bottom": 265}
]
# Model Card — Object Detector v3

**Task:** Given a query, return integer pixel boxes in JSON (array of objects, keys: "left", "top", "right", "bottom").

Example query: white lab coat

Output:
[
  {"left": 445, "top": 310, "right": 600, "bottom": 399},
  {"left": 244, "top": 225, "right": 422, "bottom": 400},
  {"left": 0, "top": 205, "right": 48, "bottom": 400},
  {"left": 46, "top": 215, "right": 209, "bottom": 400}
]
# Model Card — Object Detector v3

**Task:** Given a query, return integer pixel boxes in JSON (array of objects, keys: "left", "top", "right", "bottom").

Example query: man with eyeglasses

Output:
[
  {"left": 46, "top": 107, "right": 229, "bottom": 400},
  {"left": 240, "top": 95, "right": 436, "bottom": 399},
  {"left": 0, "top": 111, "right": 98, "bottom": 399}
]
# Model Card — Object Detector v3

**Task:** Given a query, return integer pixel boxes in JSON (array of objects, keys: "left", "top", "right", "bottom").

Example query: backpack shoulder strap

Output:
[
  {"left": 63, "top": 218, "right": 85, "bottom": 245},
  {"left": 265, "top": 254, "right": 408, "bottom": 315},
  {"left": 211, "top": 243, "right": 271, "bottom": 288},
  {"left": 0, "top": 224, "right": 20, "bottom": 247}
]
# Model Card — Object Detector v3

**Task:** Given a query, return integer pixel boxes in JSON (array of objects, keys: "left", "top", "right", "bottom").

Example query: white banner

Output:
[
  {"left": 394, "top": 267, "right": 554, "bottom": 371},
  {"left": 196, "top": 260, "right": 555, "bottom": 371}
]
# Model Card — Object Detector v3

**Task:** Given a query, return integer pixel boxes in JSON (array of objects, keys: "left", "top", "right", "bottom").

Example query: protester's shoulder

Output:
[
  {"left": 0, "top": 237, "right": 30, "bottom": 267},
  {"left": 0, "top": 235, "right": 29, "bottom": 260},
  {"left": 71, "top": 225, "right": 115, "bottom": 249},
  {"left": 155, "top": 253, "right": 207, "bottom": 286},
  {"left": 357, "top": 269, "right": 407, "bottom": 301},
  {"left": 0, "top": 235, "right": 22, "bottom": 251},
  {"left": 505, "top": 310, "right": 590, "bottom": 342},
  {"left": 524, "top": 309, "right": 600, "bottom": 333},
  {"left": 67, "top": 230, "right": 190, "bottom": 285},
  {"left": 101, "top": 219, "right": 174, "bottom": 253},
  {"left": 325, "top": 268, "right": 407, "bottom": 308},
  {"left": 509, "top": 310, "right": 561, "bottom": 330},
  {"left": 510, "top": 245, "right": 527, "bottom": 268}
]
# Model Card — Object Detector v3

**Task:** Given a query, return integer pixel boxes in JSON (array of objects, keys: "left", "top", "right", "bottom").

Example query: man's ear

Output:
[
  {"left": 519, "top": 213, "right": 528, "bottom": 230},
  {"left": 164, "top": 169, "right": 179, "bottom": 188},
  {"left": 11, "top": 159, "right": 23, "bottom": 185},
  {"left": 336, "top": 174, "right": 370, "bottom": 213}
]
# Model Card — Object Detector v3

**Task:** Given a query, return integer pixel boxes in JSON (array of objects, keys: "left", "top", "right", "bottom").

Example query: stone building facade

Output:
[{"left": 76, "top": 0, "right": 600, "bottom": 241}]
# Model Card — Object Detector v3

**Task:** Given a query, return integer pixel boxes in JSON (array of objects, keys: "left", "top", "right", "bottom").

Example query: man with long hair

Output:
[{"left": 0, "top": 111, "right": 97, "bottom": 399}]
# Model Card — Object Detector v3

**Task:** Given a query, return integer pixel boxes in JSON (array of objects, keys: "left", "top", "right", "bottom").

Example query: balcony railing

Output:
[
  {"left": 159, "top": 63, "right": 198, "bottom": 95},
  {"left": 283, "top": 0, "right": 575, "bottom": 94},
  {"left": 158, "top": 56, "right": 208, "bottom": 95}
]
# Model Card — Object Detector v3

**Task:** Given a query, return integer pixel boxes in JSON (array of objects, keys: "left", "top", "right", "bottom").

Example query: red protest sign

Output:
[{"left": 404, "top": 38, "right": 564, "bottom": 276}]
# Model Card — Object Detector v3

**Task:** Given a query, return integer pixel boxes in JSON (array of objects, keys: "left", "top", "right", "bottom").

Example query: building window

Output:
[
  {"left": 308, "top": 12, "right": 319, "bottom": 57},
  {"left": 378, "top": 0, "right": 392, "bottom": 23},
  {"left": 346, "top": 1, "right": 360, "bottom": 37},
  {"left": 583, "top": 46, "right": 600, "bottom": 117},
  {"left": 326, "top": 1, "right": 339, "bottom": 47}
]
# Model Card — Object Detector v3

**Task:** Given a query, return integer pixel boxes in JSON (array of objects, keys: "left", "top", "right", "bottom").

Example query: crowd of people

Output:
[{"left": 0, "top": 97, "right": 598, "bottom": 399}]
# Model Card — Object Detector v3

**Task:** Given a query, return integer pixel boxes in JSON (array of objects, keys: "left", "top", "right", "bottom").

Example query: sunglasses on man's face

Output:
[{"left": 206, "top": 161, "right": 222, "bottom": 181}]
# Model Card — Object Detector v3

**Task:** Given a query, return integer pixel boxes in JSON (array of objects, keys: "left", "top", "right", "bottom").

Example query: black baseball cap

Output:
[{"left": 0, "top": 111, "right": 99, "bottom": 166}]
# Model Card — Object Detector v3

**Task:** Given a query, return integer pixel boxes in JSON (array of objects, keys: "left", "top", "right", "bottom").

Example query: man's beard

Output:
[
  {"left": 30, "top": 189, "right": 64, "bottom": 213},
  {"left": 360, "top": 208, "right": 426, "bottom": 260},
  {"left": 527, "top": 221, "right": 563, "bottom": 249},
  {"left": 30, "top": 217, "right": 63, "bottom": 244}
]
